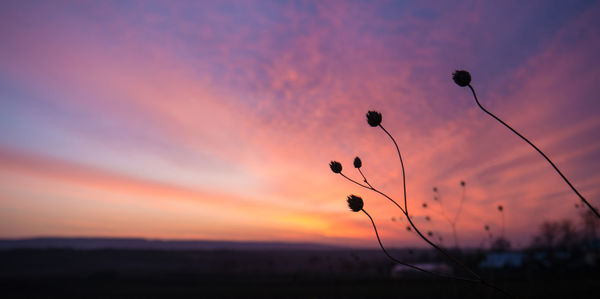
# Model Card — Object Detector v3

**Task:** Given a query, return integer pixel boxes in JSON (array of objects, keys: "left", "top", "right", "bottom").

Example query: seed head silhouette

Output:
[
  {"left": 452, "top": 70, "right": 471, "bottom": 87},
  {"left": 353, "top": 157, "right": 362, "bottom": 168},
  {"left": 366, "top": 111, "right": 382, "bottom": 127},
  {"left": 329, "top": 161, "right": 342, "bottom": 174},
  {"left": 347, "top": 195, "right": 364, "bottom": 212}
]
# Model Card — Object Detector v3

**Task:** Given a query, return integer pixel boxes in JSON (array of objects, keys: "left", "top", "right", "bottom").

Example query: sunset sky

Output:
[{"left": 1, "top": 1, "right": 599, "bottom": 248}]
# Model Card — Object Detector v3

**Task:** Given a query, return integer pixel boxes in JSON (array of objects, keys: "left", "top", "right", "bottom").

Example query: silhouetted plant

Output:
[
  {"left": 428, "top": 181, "right": 468, "bottom": 249},
  {"left": 479, "top": 224, "right": 494, "bottom": 250},
  {"left": 353, "top": 157, "right": 362, "bottom": 169},
  {"left": 486, "top": 205, "right": 511, "bottom": 251},
  {"left": 485, "top": 224, "right": 493, "bottom": 242},
  {"left": 453, "top": 70, "right": 598, "bottom": 219},
  {"left": 344, "top": 194, "right": 480, "bottom": 282},
  {"left": 329, "top": 161, "right": 342, "bottom": 174},
  {"left": 498, "top": 205, "right": 505, "bottom": 239},
  {"left": 491, "top": 237, "right": 511, "bottom": 251},
  {"left": 330, "top": 111, "right": 510, "bottom": 296}
]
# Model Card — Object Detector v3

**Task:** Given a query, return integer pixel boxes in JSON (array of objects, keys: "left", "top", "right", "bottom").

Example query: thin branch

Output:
[
  {"left": 500, "top": 210, "right": 505, "bottom": 239},
  {"left": 375, "top": 125, "right": 479, "bottom": 277},
  {"left": 338, "top": 170, "right": 512, "bottom": 295},
  {"left": 379, "top": 125, "right": 408, "bottom": 213},
  {"left": 361, "top": 209, "right": 478, "bottom": 284},
  {"left": 404, "top": 207, "right": 481, "bottom": 280},
  {"left": 369, "top": 124, "right": 511, "bottom": 296},
  {"left": 431, "top": 189, "right": 460, "bottom": 248},
  {"left": 355, "top": 169, "right": 483, "bottom": 280},
  {"left": 453, "top": 185, "right": 467, "bottom": 225},
  {"left": 358, "top": 168, "right": 374, "bottom": 189},
  {"left": 451, "top": 223, "right": 459, "bottom": 250},
  {"left": 468, "top": 84, "right": 599, "bottom": 219},
  {"left": 340, "top": 172, "right": 406, "bottom": 215},
  {"left": 433, "top": 191, "right": 454, "bottom": 227},
  {"left": 449, "top": 184, "right": 467, "bottom": 249},
  {"left": 340, "top": 172, "right": 371, "bottom": 189}
]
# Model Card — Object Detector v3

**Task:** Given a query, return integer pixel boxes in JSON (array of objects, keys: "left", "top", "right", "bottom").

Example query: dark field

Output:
[{"left": 0, "top": 249, "right": 597, "bottom": 298}]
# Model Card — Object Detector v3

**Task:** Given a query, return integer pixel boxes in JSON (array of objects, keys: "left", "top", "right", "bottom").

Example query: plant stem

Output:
[
  {"left": 451, "top": 184, "right": 467, "bottom": 249},
  {"left": 404, "top": 203, "right": 511, "bottom": 297},
  {"left": 379, "top": 125, "right": 408, "bottom": 213},
  {"left": 376, "top": 124, "right": 511, "bottom": 297},
  {"left": 434, "top": 191, "right": 453, "bottom": 226},
  {"left": 451, "top": 223, "right": 459, "bottom": 250},
  {"left": 340, "top": 173, "right": 406, "bottom": 215},
  {"left": 501, "top": 210, "right": 505, "bottom": 239},
  {"left": 453, "top": 184, "right": 466, "bottom": 227},
  {"left": 361, "top": 209, "right": 478, "bottom": 283},
  {"left": 341, "top": 164, "right": 511, "bottom": 296},
  {"left": 467, "top": 84, "right": 599, "bottom": 218},
  {"left": 358, "top": 168, "right": 373, "bottom": 189},
  {"left": 376, "top": 125, "right": 478, "bottom": 275}
]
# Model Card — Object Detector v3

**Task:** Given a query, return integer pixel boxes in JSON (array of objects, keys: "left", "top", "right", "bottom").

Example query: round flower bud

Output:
[
  {"left": 346, "top": 195, "right": 364, "bottom": 212},
  {"left": 366, "top": 111, "right": 382, "bottom": 127},
  {"left": 353, "top": 157, "right": 362, "bottom": 168},
  {"left": 452, "top": 70, "right": 471, "bottom": 87},
  {"left": 329, "top": 161, "right": 342, "bottom": 174}
]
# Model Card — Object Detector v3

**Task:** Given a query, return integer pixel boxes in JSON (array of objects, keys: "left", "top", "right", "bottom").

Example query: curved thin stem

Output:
[
  {"left": 340, "top": 173, "right": 406, "bottom": 215},
  {"left": 372, "top": 124, "right": 511, "bottom": 296},
  {"left": 500, "top": 210, "right": 505, "bottom": 239},
  {"left": 468, "top": 84, "right": 599, "bottom": 219},
  {"left": 358, "top": 168, "right": 374, "bottom": 189},
  {"left": 453, "top": 185, "right": 466, "bottom": 226},
  {"left": 376, "top": 125, "right": 479, "bottom": 276},
  {"left": 404, "top": 212, "right": 511, "bottom": 297},
  {"left": 353, "top": 166, "right": 488, "bottom": 283},
  {"left": 379, "top": 125, "right": 408, "bottom": 213},
  {"left": 338, "top": 173, "right": 511, "bottom": 296},
  {"left": 450, "top": 185, "right": 467, "bottom": 249},
  {"left": 404, "top": 207, "right": 480, "bottom": 280},
  {"left": 434, "top": 191, "right": 453, "bottom": 225},
  {"left": 340, "top": 173, "right": 371, "bottom": 189},
  {"left": 434, "top": 189, "right": 459, "bottom": 248},
  {"left": 451, "top": 223, "right": 459, "bottom": 250},
  {"left": 361, "top": 209, "right": 478, "bottom": 284}
]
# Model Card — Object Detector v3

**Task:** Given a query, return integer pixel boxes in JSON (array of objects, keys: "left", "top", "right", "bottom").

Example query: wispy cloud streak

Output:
[{"left": 0, "top": 0, "right": 598, "bottom": 247}]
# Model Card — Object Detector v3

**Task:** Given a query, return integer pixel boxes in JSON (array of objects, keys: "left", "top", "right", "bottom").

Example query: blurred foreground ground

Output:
[{"left": 0, "top": 249, "right": 597, "bottom": 298}]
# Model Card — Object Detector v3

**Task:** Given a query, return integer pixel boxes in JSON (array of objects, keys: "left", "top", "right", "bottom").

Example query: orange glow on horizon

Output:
[{"left": 1, "top": 1, "right": 599, "bottom": 249}]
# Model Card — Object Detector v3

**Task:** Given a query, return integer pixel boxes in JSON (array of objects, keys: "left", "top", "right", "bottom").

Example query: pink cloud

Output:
[{"left": 0, "top": 1, "right": 598, "bottom": 248}]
